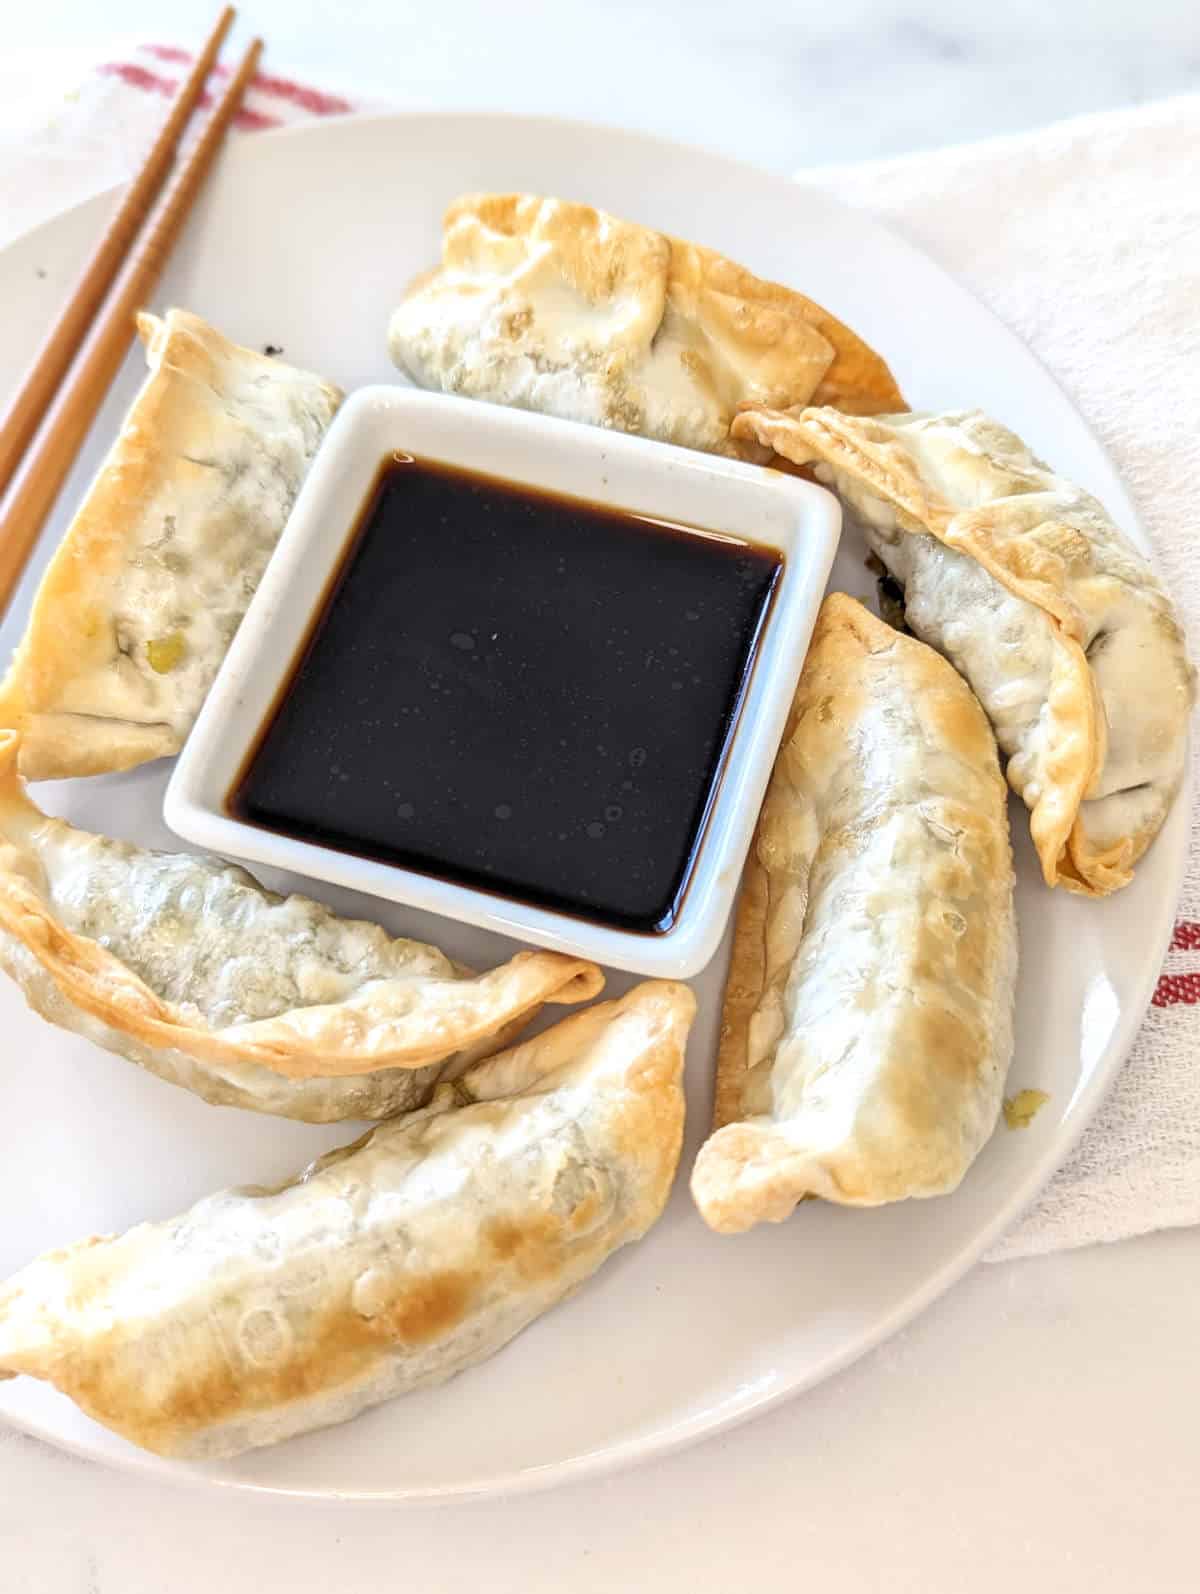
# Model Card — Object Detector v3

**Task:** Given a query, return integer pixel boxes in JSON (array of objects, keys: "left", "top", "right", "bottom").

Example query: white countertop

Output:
[{"left": 3, "top": 3, "right": 1200, "bottom": 1590}]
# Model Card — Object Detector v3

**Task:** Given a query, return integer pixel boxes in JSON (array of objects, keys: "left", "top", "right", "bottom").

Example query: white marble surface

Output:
[
  {"left": 3, "top": 3, "right": 1200, "bottom": 1590},
  {"left": 6, "top": 0, "right": 1200, "bottom": 170}
]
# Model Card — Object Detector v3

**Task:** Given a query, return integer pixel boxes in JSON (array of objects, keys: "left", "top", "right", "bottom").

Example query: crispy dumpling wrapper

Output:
[
  {"left": 0, "top": 731, "right": 602, "bottom": 1119},
  {"left": 0, "top": 310, "right": 342, "bottom": 781},
  {"left": 388, "top": 193, "right": 903, "bottom": 458},
  {"left": 691, "top": 594, "right": 1016, "bottom": 1232},
  {"left": 733, "top": 404, "right": 1194, "bottom": 894},
  {"left": 0, "top": 980, "right": 694, "bottom": 1460}
]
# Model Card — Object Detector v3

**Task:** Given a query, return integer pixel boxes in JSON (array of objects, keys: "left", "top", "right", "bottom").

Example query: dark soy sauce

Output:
[{"left": 229, "top": 454, "right": 783, "bottom": 933}]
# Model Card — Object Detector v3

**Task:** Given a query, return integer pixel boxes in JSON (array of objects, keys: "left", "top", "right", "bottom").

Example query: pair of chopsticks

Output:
[{"left": 0, "top": 8, "right": 263, "bottom": 618}]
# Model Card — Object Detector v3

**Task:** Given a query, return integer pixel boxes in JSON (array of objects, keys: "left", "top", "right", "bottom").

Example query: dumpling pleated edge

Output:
[{"left": 731, "top": 402, "right": 1175, "bottom": 896}]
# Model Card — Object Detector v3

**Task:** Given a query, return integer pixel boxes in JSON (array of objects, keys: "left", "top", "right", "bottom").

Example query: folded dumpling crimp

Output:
[
  {"left": 732, "top": 405, "right": 1194, "bottom": 894},
  {"left": 0, "top": 980, "right": 694, "bottom": 1459},
  {"left": 0, "top": 730, "right": 603, "bottom": 1121},
  {"left": 691, "top": 593, "right": 1017, "bottom": 1231},
  {"left": 389, "top": 193, "right": 904, "bottom": 458},
  {"left": 0, "top": 310, "right": 342, "bottom": 780}
]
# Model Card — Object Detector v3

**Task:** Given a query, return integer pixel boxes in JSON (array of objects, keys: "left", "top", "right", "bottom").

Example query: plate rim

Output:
[{"left": 0, "top": 107, "right": 1186, "bottom": 1504}]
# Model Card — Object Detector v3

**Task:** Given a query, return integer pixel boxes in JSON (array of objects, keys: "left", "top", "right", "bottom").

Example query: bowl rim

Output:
[{"left": 164, "top": 385, "right": 842, "bottom": 977}]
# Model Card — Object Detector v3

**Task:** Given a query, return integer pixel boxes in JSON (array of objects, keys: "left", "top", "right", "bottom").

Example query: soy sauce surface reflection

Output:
[{"left": 230, "top": 454, "right": 782, "bottom": 933}]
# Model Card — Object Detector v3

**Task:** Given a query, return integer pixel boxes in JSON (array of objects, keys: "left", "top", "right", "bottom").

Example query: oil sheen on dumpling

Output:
[
  {"left": 691, "top": 595, "right": 1016, "bottom": 1232},
  {"left": 0, "top": 981, "right": 694, "bottom": 1460},
  {"left": 0, "top": 730, "right": 603, "bottom": 1121},
  {"left": 0, "top": 310, "right": 342, "bottom": 781},
  {"left": 389, "top": 193, "right": 903, "bottom": 458},
  {"left": 731, "top": 404, "right": 1194, "bottom": 895}
]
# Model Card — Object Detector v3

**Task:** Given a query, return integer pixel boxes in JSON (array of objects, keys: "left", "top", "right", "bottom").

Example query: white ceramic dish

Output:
[
  {"left": 0, "top": 112, "right": 1186, "bottom": 1502},
  {"left": 166, "top": 385, "right": 839, "bottom": 978}
]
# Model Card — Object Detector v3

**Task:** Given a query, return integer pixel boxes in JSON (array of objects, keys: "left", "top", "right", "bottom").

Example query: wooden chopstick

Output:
[
  {"left": 0, "top": 35, "right": 264, "bottom": 620},
  {"left": 0, "top": 6, "right": 236, "bottom": 503}
]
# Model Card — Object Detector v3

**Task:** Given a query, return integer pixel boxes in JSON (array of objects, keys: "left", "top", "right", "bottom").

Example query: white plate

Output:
[{"left": 0, "top": 113, "right": 1185, "bottom": 1503}]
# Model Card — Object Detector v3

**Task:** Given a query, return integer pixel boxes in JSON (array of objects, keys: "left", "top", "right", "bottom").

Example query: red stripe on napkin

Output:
[
  {"left": 1149, "top": 922, "right": 1200, "bottom": 1004},
  {"left": 1153, "top": 970, "right": 1200, "bottom": 1007},
  {"left": 143, "top": 43, "right": 354, "bottom": 116},
  {"left": 97, "top": 61, "right": 281, "bottom": 130}
]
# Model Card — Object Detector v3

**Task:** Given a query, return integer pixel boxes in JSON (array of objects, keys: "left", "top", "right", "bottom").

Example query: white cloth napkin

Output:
[
  {"left": 1, "top": 44, "right": 1197, "bottom": 1260},
  {"left": 0, "top": 41, "right": 388, "bottom": 245}
]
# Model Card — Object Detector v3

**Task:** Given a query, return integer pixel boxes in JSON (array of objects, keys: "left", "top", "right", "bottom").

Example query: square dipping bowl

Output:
[{"left": 165, "top": 387, "right": 840, "bottom": 978}]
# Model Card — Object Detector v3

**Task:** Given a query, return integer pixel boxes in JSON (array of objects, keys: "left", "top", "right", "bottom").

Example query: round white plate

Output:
[{"left": 0, "top": 113, "right": 1185, "bottom": 1502}]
